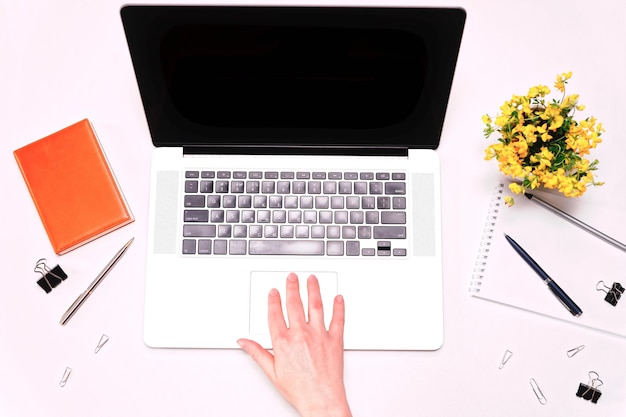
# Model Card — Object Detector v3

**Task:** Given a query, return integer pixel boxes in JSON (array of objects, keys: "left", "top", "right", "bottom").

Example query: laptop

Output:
[{"left": 121, "top": 5, "right": 465, "bottom": 350}]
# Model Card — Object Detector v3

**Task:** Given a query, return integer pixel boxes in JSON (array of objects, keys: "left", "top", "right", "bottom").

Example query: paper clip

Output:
[
  {"left": 498, "top": 349, "right": 513, "bottom": 369},
  {"left": 576, "top": 371, "right": 603, "bottom": 404},
  {"left": 567, "top": 345, "right": 585, "bottom": 358},
  {"left": 59, "top": 367, "right": 72, "bottom": 387},
  {"left": 94, "top": 334, "right": 109, "bottom": 354},
  {"left": 596, "top": 280, "right": 624, "bottom": 306},
  {"left": 529, "top": 378, "right": 547, "bottom": 405},
  {"left": 34, "top": 258, "right": 68, "bottom": 293}
]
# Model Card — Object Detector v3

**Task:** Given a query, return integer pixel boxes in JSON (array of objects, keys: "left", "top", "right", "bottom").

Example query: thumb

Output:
[{"left": 237, "top": 338, "right": 276, "bottom": 380}]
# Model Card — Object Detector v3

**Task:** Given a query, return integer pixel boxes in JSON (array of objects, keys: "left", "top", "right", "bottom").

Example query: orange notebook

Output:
[{"left": 14, "top": 119, "right": 134, "bottom": 254}]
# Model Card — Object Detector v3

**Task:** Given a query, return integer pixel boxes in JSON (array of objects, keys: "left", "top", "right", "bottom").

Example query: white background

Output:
[{"left": 1, "top": 1, "right": 625, "bottom": 416}]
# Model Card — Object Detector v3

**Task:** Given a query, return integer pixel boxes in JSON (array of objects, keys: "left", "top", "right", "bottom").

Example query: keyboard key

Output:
[
  {"left": 327, "top": 225, "right": 340, "bottom": 239},
  {"left": 183, "top": 224, "right": 216, "bottom": 237},
  {"left": 200, "top": 180, "right": 214, "bottom": 193},
  {"left": 296, "top": 172, "right": 310, "bottom": 179},
  {"left": 311, "top": 225, "right": 325, "bottom": 238},
  {"left": 373, "top": 226, "right": 406, "bottom": 239},
  {"left": 393, "top": 248, "right": 407, "bottom": 256},
  {"left": 323, "top": 181, "right": 337, "bottom": 194},
  {"left": 381, "top": 211, "right": 406, "bottom": 224},
  {"left": 249, "top": 171, "right": 263, "bottom": 179},
  {"left": 184, "top": 195, "right": 205, "bottom": 207},
  {"left": 346, "top": 196, "right": 360, "bottom": 209},
  {"left": 300, "top": 196, "right": 314, "bottom": 209},
  {"left": 358, "top": 226, "right": 372, "bottom": 239},
  {"left": 233, "top": 171, "right": 247, "bottom": 179},
  {"left": 217, "top": 171, "right": 231, "bottom": 179},
  {"left": 303, "top": 211, "right": 317, "bottom": 223},
  {"left": 258, "top": 210, "right": 270, "bottom": 223},
  {"left": 362, "top": 196, "right": 375, "bottom": 209},
  {"left": 277, "top": 181, "right": 291, "bottom": 194},
  {"left": 185, "top": 180, "right": 199, "bottom": 193},
  {"left": 308, "top": 181, "right": 321, "bottom": 194},
  {"left": 392, "top": 173, "right": 406, "bottom": 180},
  {"left": 246, "top": 181, "right": 260, "bottom": 193},
  {"left": 328, "top": 172, "right": 342, "bottom": 179},
  {"left": 295, "top": 225, "right": 309, "bottom": 238},
  {"left": 288, "top": 210, "right": 302, "bottom": 223},
  {"left": 377, "top": 196, "right": 391, "bottom": 209},
  {"left": 198, "top": 239, "right": 212, "bottom": 254},
  {"left": 327, "top": 241, "right": 344, "bottom": 256},
  {"left": 231, "top": 181, "right": 245, "bottom": 193},
  {"left": 342, "top": 226, "right": 356, "bottom": 239},
  {"left": 238, "top": 195, "right": 252, "bottom": 208},
  {"left": 315, "top": 196, "right": 329, "bottom": 209},
  {"left": 264, "top": 225, "right": 278, "bottom": 238},
  {"left": 214, "top": 240, "right": 227, "bottom": 255},
  {"left": 249, "top": 240, "right": 325, "bottom": 255},
  {"left": 182, "top": 239, "right": 196, "bottom": 254},
  {"left": 249, "top": 225, "right": 263, "bottom": 238},
  {"left": 269, "top": 195, "right": 283, "bottom": 208},
  {"left": 280, "top": 225, "right": 294, "bottom": 238},
  {"left": 362, "top": 247, "right": 375, "bottom": 256},
  {"left": 229, "top": 240, "right": 247, "bottom": 255},
  {"left": 186, "top": 171, "right": 199, "bottom": 178},
  {"left": 226, "top": 210, "right": 240, "bottom": 223},
  {"left": 253, "top": 195, "right": 267, "bottom": 208},
  {"left": 360, "top": 172, "right": 374, "bottom": 180},
  {"left": 261, "top": 181, "right": 275, "bottom": 194},
  {"left": 280, "top": 171, "right": 295, "bottom": 179},
  {"left": 392, "top": 196, "right": 406, "bottom": 209},
  {"left": 265, "top": 171, "right": 279, "bottom": 179},
  {"left": 354, "top": 182, "right": 367, "bottom": 194},
  {"left": 344, "top": 172, "right": 358, "bottom": 180},
  {"left": 376, "top": 172, "right": 390, "bottom": 180},
  {"left": 312, "top": 172, "right": 326, "bottom": 179},
  {"left": 218, "top": 225, "right": 231, "bottom": 237},
  {"left": 233, "top": 225, "right": 247, "bottom": 238},
  {"left": 284, "top": 196, "right": 298, "bottom": 208},
  {"left": 210, "top": 210, "right": 224, "bottom": 223},
  {"left": 385, "top": 182, "right": 406, "bottom": 195},
  {"left": 215, "top": 180, "right": 229, "bottom": 193},
  {"left": 206, "top": 195, "right": 220, "bottom": 208},
  {"left": 184, "top": 210, "right": 209, "bottom": 222},
  {"left": 365, "top": 211, "right": 379, "bottom": 224},
  {"left": 334, "top": 211, "right": 348, "bottom": 224},
  {"left": 223, "top": 195, "right": 237, "bottom": 208},
  {"left": 350, "top": 211, "right": 364, "bottom": 224},
  {"left": 346, "top": 241, "right": 360, "bottom": 256},
  {"left": 331, "top": 196, "right": 344, "bottom": 209},
  {"left": 319, "top": 211, "right": 332, "bottom": 224},
  {"left": 201, "top": 171, "right": 215, "bottom": 178},
  {"left": 241, "top": 210, "right": 255, "bottom": 223},
  {"left": 369, "top": 182, "right": 383, "bottom": 194},
  {"left": 292, "top": 181, "right": 306, "bottom": 194},
  {"left": 272, "top": 210, "right": 286, "bottom": 223}
]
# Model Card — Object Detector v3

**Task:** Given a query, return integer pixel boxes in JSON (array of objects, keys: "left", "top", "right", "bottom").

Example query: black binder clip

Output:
[
  {"left": 576, "top": 371, "right": 603, "bottom": 404},
  {"left": 34, "top": 258, "right": 68, "bottom": 293},
  {"left": 596, "top": 280, "right": 624, "bottom": 306}
]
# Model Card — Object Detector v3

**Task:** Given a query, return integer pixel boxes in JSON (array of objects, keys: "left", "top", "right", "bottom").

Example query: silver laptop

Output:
[{"left": 121, "top": 5, "right": 465, "bottom": 350}]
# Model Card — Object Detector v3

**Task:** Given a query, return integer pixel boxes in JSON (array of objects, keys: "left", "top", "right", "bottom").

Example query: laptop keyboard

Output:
[{"left": 181, "top": 170, "right": 408, "bottom": 256}]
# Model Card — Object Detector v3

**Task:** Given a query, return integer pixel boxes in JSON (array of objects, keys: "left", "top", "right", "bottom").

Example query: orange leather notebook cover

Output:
[{"left": 14, "top": 119, "right": 134, "bottom": 254}]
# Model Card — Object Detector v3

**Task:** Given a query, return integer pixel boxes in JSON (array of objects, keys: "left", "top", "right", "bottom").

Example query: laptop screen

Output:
[{"left": 121, "top": 6, "right": 465, "bottom": 152}]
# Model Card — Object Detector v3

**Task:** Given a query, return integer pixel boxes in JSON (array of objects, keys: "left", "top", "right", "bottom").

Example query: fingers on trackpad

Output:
[{"left": 249, "top": 271, "right": 338, "bottom": 335}]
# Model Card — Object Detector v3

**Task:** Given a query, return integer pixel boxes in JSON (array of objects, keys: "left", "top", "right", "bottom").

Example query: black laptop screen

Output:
[{"left": 121, "top": 6, "right": 465, "bottom": 152}]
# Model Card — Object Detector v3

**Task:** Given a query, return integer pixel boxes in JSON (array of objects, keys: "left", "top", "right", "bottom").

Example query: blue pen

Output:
[{"left": 504, "top": 234, "right": 582, "bottom": 317}]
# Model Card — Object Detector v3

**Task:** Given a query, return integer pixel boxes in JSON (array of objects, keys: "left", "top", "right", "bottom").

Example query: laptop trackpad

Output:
[{"left": 249, "top": 271, "right": 338, "bottom": 335}]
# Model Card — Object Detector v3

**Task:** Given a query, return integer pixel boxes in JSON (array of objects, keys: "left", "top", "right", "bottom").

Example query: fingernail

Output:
[
  {"left": 269, "top": 288, "right": 279, "bottom": 297},
  {"left": 336, "top": 294, "right": 344, "bottom": 304},
  {"left": 287, "top": 273, "right": 297, "bottom": 282}
]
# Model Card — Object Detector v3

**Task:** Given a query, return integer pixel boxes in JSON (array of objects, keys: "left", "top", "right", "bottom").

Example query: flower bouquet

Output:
[{"left": 483, "top": 72, "right": 604, "bottom": 206}]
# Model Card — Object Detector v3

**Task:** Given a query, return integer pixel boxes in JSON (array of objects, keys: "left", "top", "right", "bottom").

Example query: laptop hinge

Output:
[{"left": 182, "top": 146, "right": 409, "bottom": 157}]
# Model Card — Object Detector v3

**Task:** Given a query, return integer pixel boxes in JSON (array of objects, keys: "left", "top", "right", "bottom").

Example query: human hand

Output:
[{"left": 238, "top": 273, "right": 352, "bottom": 417}]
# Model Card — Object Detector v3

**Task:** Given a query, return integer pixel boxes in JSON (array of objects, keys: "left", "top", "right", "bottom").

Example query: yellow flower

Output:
[
  {"left": 483, "top": 71, "right": 604, "bottom": 205},
  {"left": 554, "top": 71, "right": 572, "bottom": 93}
]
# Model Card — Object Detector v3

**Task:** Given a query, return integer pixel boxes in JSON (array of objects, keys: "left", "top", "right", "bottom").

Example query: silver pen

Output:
[
  {"left": 525, "top": 193, "right": 626, "bottom": 252},
  {"left": 60, "top": 238, "right": 134, "bottom": 325}
]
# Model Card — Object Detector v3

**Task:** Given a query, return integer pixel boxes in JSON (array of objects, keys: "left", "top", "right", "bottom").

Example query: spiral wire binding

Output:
[{"left": 469, "top": 183, "right": 504, "bottom": 293}]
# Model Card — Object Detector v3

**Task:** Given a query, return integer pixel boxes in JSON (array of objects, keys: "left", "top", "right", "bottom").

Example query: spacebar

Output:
[{"left": 249, "top": 240, "right": 325, "bottom": 255}]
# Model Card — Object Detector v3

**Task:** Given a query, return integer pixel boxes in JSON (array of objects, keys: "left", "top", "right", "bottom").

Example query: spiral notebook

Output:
[{"left": 470, "top": 183, "right": 626, "bottom": 338}]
